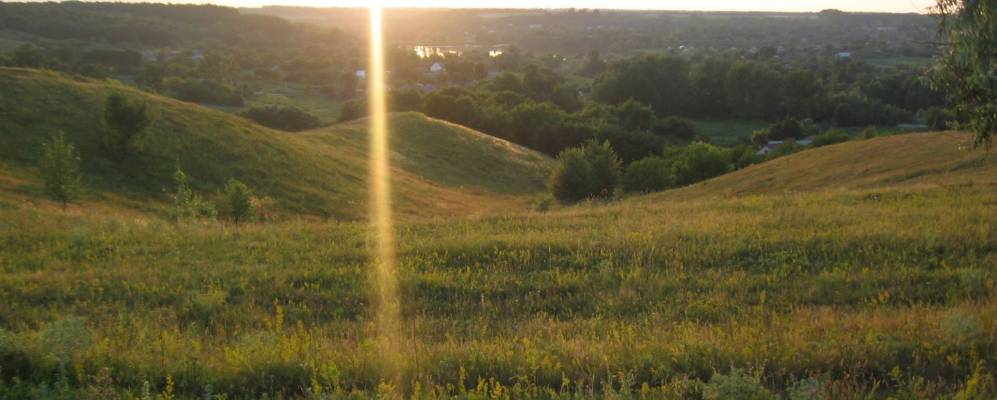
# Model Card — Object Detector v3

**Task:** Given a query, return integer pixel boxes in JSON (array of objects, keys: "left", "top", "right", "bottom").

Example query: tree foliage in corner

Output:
[
  {"left": 932, "top": 0, "right": 997, "bottom": 148},
  {"left": 102, "top": 93, "right": 153, "bottom": 160},
  {"left": 40, "top": 133, "right": 81, "bottom": 209}
]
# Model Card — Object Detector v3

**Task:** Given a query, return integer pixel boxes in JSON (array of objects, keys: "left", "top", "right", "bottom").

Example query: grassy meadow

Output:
[
  {"left": 1, "top": 67, "right": 996, "bottom": 399},
  {"left": 0, "top": 68, "right": 552, "bottom": 220},
  {"left": 1, "top": 174, "right": 995, "bottom": 398}
]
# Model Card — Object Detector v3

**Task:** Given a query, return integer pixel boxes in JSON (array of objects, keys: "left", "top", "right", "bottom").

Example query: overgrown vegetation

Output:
[
  {"left": 38, "top": 133, "right": 81, "bottom": 209},
  {"left": 241, "top": 106, "right": 322, "bottom": 132},
  {"left": 102, "top": 93, "right": 153, "bottom": 160},
  {"left": 0, "top": 178, "right": 993, "bottom": 398}
]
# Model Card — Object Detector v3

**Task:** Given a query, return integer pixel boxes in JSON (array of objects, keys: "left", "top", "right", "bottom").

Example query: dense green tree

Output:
[
  {"left": 549, "top": 147, "right": 594, "bottom": 203},
  {"left": 652, "top": 116, "right": 698, "bottom": 140},
  {"left": 220, "top": 179, "right": 253, "bottom": 224},
  {"left": 102, "top": 93, "right": 153, "bottom": 160},
  {"left": 582, "top": 140, "right": 622, "bottom": 198},
  {"left": 593, "top": 55, "right": 691, "bottom": 116},
  {"left": 610, "top": 99, "right": 655, "bottom": 131},
  {"left": 622, "top": 156, "right": 672, "bottom": 193},
  {"left": 39, "top": 133, "right": 81, "bottom": 209},
  {"left": 931, "top": 0, "right": 997, "bottom": 147},
  {"left": 389, "top": 89, "right": 423, "bottom": 112},
  {"left": 668, "top": 142, "right": 731, "bottom": 186},
  {"left": 548, "top": 140, "right": 621, "bottom": 202},
  {"left": 422, "top": 91, "right": 480, "bottom": 127}
]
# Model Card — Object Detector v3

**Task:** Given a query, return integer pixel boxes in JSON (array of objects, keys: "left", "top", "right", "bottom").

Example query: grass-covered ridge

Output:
[
  {"left": 0, "top": 67, "right": 553, "bottom": 219},
  {"left": 653, "top": 131, "right": 996, "bottom": 201}
]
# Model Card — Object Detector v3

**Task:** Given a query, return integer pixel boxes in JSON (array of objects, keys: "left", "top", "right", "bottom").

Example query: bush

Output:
[
  {"left": 242, "top": 106, "right": 321, "bottom": 132},
  {"left": 39, "top": 133, "right": 81, "bottom": 209},
  {"left": 164, "top": 78, "right": 243, "bottom": 106},
  {"left": 219, "top": 179, "right": 254, "bottom": 224},
  {"left": 668, "top": 142, "right": 731, "bottom": 186},
  {"left": 532, "top": 193, "right": 554, "bottom": 213},
  {"left": 812, "top": 129, "right": 851, "bottom": 147},
  {"left": 622, "top": 156, "right": 673, "bottom": 193},
  {"left": 103, "top": 93, "right": 153, "bottom": 160},
  {"left": 169, "top": 168, "right": 216, "bottom": 221},
  {"left": 549, "top": 140, "right": 621, "bottom": 202},
  {"left": 765, "top": 142, "right": 806, "bottom": 159},
  {"left": 703, "top": 369, "right": 774, "bottom": 400}
]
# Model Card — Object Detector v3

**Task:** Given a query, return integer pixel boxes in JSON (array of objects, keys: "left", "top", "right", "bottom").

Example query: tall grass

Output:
[{"left": 0, "top": 185, "right": 994, "bottom": 398}]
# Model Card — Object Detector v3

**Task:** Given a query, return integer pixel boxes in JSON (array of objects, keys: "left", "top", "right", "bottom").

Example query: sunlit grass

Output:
[{"left": 0, "top": 184, "right": 993, "bottom": 398}]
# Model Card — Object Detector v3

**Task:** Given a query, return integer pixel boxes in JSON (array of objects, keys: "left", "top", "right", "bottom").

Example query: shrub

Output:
[
  {"left": 103, "top": 93, "right": 153, "bottom": 160},
  {"left": 622, "top": 156, "right": 673, "bottom": 193},
  {"left": 164, "top": 78, "right": 243, "bottom": 106},
  {"left": 242, "top": 106, "right": 321, "bottom": 132},
  {"left": 549, "top": 140, "right": 621, "bottom": 202},
  {"left": 532, "top": 193, "right": 554, "bottom": 213},
  {"left": 169, "top": 168, "right": 216, "bottom": 221},
  {"left": 765, "top": 142, "right": 806, "bottom": 159},
  {"left": 39, "top": 133, "right": 81, "bottom": 209},
  {"left": 549, "top": 147, "right": 594, "bottom": 203},
  {"left": 703, "top": 369, "right": 774, "bottom": 400},
  {"left": 219, "top": 179, "right": 254, "bottom": 224},
  {"left": 812, "top": 129, "right": 851, "bottom": 147},
  {"left": 669, "top": 142, "right": 730, "bottom": 186}
]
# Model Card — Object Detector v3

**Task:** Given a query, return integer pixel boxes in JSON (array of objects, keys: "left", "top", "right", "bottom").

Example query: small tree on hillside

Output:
[
  {"left": 583, "top": 140, "right": 623, "bottom": 197},
  {"left": 169, "top": 168, "right": 216, "bottom": 221},
  {"left": 40, "top": 133, "right": 81, "bottom": 210},
  {"left": 549, "top": 140, "right": 622, "bottom": 203},
  {"left": 550, "top": 147, "right": 594, "bottom": 203},
  {"left": 220, "top": 179, "right": 253, "bottom": 224},
  {"left": 102, "top": 93, "right": 153, "bottom": 160}
]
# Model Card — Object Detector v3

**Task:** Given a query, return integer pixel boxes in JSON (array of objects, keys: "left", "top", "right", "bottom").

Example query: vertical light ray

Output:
[{"left": 367, "top": 3, "right": 403, "bottom": 384}]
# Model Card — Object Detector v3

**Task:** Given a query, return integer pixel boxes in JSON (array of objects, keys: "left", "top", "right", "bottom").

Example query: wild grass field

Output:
[
  {"left": 1, "top": 180, "right": 994, "bottom": 399},
  {"left": 1, "top": 68, "right": 996, "bottom": 399}
]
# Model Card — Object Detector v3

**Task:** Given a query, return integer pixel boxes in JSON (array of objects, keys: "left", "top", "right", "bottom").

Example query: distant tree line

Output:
[{"left": 592, "top": 54, "right": 944, "bottom": 127}]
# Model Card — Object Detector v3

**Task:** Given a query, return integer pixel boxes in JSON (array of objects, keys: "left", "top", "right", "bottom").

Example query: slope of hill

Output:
[
  {"left": 652, "top": 131, "right": 995, "bottom": 201},
  {"left": 0, "top": 67, "right": 553, "bottom": 219}
]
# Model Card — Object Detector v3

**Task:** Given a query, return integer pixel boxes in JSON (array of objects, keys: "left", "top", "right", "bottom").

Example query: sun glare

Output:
[{"left": 367, "top": 3, "right": 404, "bottom": 384}]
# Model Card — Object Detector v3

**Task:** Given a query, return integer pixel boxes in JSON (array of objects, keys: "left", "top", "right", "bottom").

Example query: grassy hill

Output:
[
  {"left": 0, "top": 67, "right": 553, "bottom": 219},
  {"left": 651, "top": 131, "right": 996, "bottom": 201}
]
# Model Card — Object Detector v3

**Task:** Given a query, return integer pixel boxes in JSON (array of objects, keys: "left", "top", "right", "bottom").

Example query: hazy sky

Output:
[{"left": 31, "top": 0, "right": 936, "bottom": 13}]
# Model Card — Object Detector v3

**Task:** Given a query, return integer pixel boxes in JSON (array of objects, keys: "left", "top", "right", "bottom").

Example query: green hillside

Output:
[
  {"left": 0, "top": 68, "right": 553, "bottom": 219},
  {"left": 650, "top": 131, "right": 996, "bottom": 201}
]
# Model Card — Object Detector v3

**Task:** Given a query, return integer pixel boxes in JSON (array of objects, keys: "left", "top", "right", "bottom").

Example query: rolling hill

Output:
[
  {"left": 0, "top": 67, "right": 553, "bottom": 219},
  {"left": 650, "top": 131, "right": 996, "bottom": 201}
]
